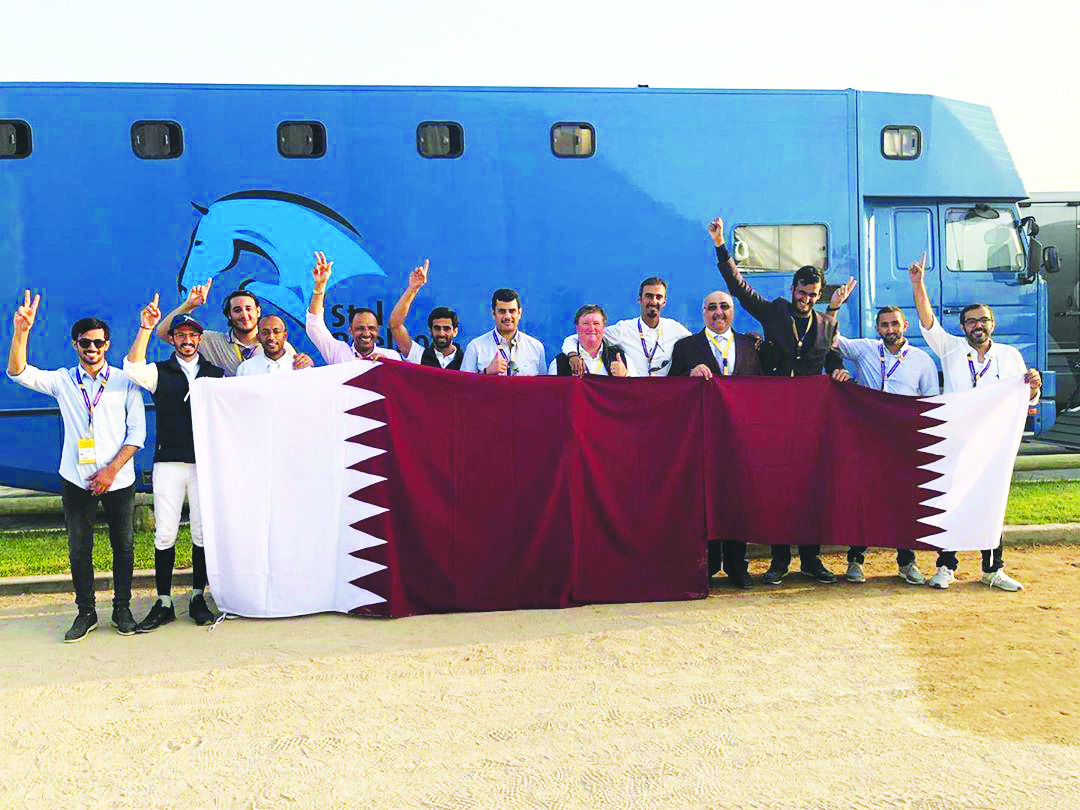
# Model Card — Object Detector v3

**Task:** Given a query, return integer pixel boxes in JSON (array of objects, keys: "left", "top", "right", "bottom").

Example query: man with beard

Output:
[
  {"left": 237, "top": 316, "right": 306, "bottom": 375},
  {"left": 708, "top": 215, "right": 850, "bottom": 586},
  {"left": 387, "top": 259, "right": 463, "bottom": 370},
  {"left": 909, "top": 254, "right": 1040, "bottom": 591},
  {"left": 8, "top": 291, "right": 146, "bottom": 641},
  {"left": 549, "top": 305, "right": 633, "bottom": 376},
  {"left": 308, "top": 252, "right": 402, "bottom": 364},
  {"left": 670, "top": 290, "right": 762, "bottom": 589},
  {"left": 156, "top": 281, "right": 312, "bottom": 375},
  {"left": 561, "top": 277, "right": 690, "bottom": 377},
  {"left": 827, "top": 300, "right": 939, "bottom": 585},
  {"left": 462, "top": 288, "right": 546, "bottom": 375},
  {"left": 124, "top": 295, "right": 225, "bottom": 630}
]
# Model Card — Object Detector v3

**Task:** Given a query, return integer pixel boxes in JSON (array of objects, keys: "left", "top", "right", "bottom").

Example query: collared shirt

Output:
[
  {"left": 197, "top": 329, "right": 296, "bottom": 376},
  {"left": 546, "top": 340, "right": 638, "bottom": 376},
  {"left": 705, "top": 327, "right": 737, "bottom": 376},
  {"left": 835, "top": 336, "right": 939, "bottom": 397},
  {"left": 462, "top": 329, "right": 547, "bottom": 376},
  {"left": 921, "top": 317, "right": 1034, "bottom": 400},
  {"left": 236, "top": 353, "right": 299, "bottom": 376},
  {"left": 123, "top": 353, "right": 200, "bottom": 394},
  {"left": 405, "top": 341, "right": 461, "bottom": 368},
  {"left": 561, "top": 317, "right": 690, "bottom": 377},
  {"left": 8, "top": 363, "right": 146, "bottom": 490},
  {"left": 305, "top": 312, "right": 402, "bottom": 365}
]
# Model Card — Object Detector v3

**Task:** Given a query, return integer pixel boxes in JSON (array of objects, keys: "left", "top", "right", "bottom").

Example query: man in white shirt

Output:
[
  {"left": 828, "top": 300, "right": 940, "bottom": 585},
  {"left": 909, "top": 254, "right": 1041, "bottom": 591},
  {"left": 7, "top": 291, "right": 146, "bottom": 642},
  {"left": 461, "top": 289, "right": 546, "bottom": 375},
  {"left": 237, "top": 316, "right": 306, "bottom": 375},
  {"left": 307, "top": 251, "right": 403, "bottom": 364},
  {"left": 387, "top": 259, "right": 463, "bottom": 370},
  {"left": 562, "top": 277, "right": 691, "bottom": 377},
  {"left": 548, "top": 305, "right": 633, "bottom": 376},
  {"left": 124, "top": 297, "right": 225, "bottom": 630}
]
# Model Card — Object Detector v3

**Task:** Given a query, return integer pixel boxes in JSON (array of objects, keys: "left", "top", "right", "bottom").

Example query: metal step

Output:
[{"left": 1042, "top": 411, "right": 1080, "bottom": 449}]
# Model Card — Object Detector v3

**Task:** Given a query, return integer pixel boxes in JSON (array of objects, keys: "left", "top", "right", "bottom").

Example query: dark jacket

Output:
[
  {"left": 420, "top": 343, "right": 464, "bottom": 370},
  {"left": 669, "top": 329, "right": 763, "bottom": 377},
  {"left": 715, "top": 246, "right": 843, "bottom": 377},
  {"left": 151, "top": 354, "right": 225, "bottom": 463},
  {"left": 553, "top": 342, "right": 627, "bottom": 376}
]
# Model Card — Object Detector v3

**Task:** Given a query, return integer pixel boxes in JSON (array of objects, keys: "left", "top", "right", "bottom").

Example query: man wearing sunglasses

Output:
[
  {"left": 909, "top": 254, "right": 1040, "bottom": 592},
  {"left": 125, "top": 294, "right": 226, "bottom": 630},
  {"left": 708, "top": 216, "right": 850, "bottom": 586},
  {"left": 7, "top": 291, "right": 146, "bottom": 642},
  {"left": 670, "top": 290, "right": 763, "bottom": 588}
]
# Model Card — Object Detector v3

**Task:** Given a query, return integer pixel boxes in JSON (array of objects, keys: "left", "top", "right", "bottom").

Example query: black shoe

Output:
[
  {"left": 762, "top": 566, "right": 787, "bottom": 586},
  {"left": 728, "top": 571, "right": 754, "bottom": 590},
  {"left": 800, "top": 560, "right": 837, "bottom": 584},
  {"left": 189, "top": 593, "right": 217, "bottom": 626},
  {"left": 63, "top": 611, "right": 98, "bottom": 643},
  {"left": 111, "top": 607, "right": 138, "bottom": 636},
  {"left": 136, "top": 599, "right": 176, "bottom": 633}
]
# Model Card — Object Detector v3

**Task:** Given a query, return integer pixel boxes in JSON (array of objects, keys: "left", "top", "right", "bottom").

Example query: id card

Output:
[{"left": 77, "top": 438, "right": 97, "bottom": 465}]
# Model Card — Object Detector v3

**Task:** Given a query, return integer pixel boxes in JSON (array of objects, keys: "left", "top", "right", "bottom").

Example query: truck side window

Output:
[
  {"left": 882, "top": 126, "right": 921, "bottom": 159},
  {"left": 417, "top": 122, "right": 463, "bottom": 158},
  {"left": 551, "top": 123, "right": 595, "bottom": 158},
  {"left": 732, "top": 225, "right": 829, "bottom": 273},
  {"left": 278, "top": 121, "right": 326, "bottom": 158},
  {"left": 945, "top": 208, "right": 1023, "bottom": 272},
  {"left": 0, "top": 121, "right": 32, "bottom": 159},
  {"left": 131, "top": 121, "right": 183, "bottom": 159}
]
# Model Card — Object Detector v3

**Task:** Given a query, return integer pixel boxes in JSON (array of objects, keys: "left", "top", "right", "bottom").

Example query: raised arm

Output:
[
  {"left": 156, "top": 279, "right": 212, "bottom": 343},
  {"left": 388, "top": 259, "right": 429, "bottom": 356},
  {"left": 708, "top": 217, "right": 770, "bottom": 321},
  {"left": 907, "top": 253, "right": 935, "bottom": 330},
  {"left": 7, "top": 289, "right": 39, "bottom": 376},
  {"left": 308, "top": 251, "right": 332, "bottom": 317},
  {"left": 125, "top": 293, "right": 161, "bottom": 392}
]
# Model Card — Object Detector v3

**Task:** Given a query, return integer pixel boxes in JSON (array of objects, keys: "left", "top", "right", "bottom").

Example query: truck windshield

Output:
[{"left": 944, "top": 207, "right": 1024, "bottom": 272}]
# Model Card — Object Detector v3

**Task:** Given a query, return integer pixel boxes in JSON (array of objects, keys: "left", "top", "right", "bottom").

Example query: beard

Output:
[{"left": 433, "top": 335, "right": 453, "bottom": 350}]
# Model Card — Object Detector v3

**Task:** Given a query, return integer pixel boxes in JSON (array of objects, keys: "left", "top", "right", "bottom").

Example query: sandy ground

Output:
[{"left": 0, "top": 547, "right": 1078, "bottom": 809}]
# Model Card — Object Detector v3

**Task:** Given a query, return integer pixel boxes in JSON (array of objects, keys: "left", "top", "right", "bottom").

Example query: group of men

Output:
[{"left": 6, "top": 216, "right": 1042, "bottom": 642}]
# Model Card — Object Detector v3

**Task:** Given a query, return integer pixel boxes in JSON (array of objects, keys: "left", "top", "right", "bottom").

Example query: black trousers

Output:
[
  {"left": 848, "top": 547, "right": 916, "bottom": 566},
  {"left": 61, "top": 481, "right": 135, "bottom": 614},
  {"left": 769, "top": 544, "right": 821, "bottom": 569},
  {"left": 707, "top": 540, "right": 748, "bottom": 578},
  {"left": 936, "top": 540, "right": 1004, "bottom": 574}
]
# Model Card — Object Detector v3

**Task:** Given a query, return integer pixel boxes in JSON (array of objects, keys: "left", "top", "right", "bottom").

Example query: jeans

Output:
[
  {"left": 936, "top": 543, "right": 1004, "bottom": 574},
  {"left": 847, "top": 547, "right": 916, "bottom": 567},
  {"left": 770, "top": 544, "right": 821, "bottom": 569},
  {"left": 61, "top": 481, "right": 135, "bottom": 613}
]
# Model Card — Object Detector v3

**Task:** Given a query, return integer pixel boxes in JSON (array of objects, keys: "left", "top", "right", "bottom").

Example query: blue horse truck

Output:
[{"left": 0, "top": 83, "right": 1060, "bottom": 492}]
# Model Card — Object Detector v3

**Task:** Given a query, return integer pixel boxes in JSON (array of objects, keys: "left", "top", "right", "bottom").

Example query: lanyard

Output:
[
  {"left": 231, "top": 333, "right": 258, "bottom": 363},
  {"left": 493, "top": 330, "right": 517, "bottom": 375},
  {"left": 706, "top": 331, "right": 734, "bottom": 376},
  {"left": 576, "top": 340, "right": 605, "bottom": 374},
  {"left": 879, "top": 342, "right": 908, "bottom": 391},
  {"left": 968, "top": 353, "right": 993, "bottom": 387},
  {"left": 75, "top": 365, "right": 109, "bottom": 433},
  {"left": 791, "top": 316, "right": 812, "bottom": 350},
  {"left": 638, "top": 319, "right": 662, "bottom": 363}
]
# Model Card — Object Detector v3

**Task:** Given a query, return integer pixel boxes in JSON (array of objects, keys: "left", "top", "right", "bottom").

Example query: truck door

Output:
[{"left": 868, "top": 203, "right": 938, "bottom": 348}]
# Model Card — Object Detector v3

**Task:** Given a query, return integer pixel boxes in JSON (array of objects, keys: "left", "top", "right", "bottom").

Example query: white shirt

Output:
[
  {"left": 405, "top": 341, "right": 461, "bottom": 368},
  {"left": 462, "top": 330, "right": 547, "bottom": 376},
  {"left": 306, "top": 311, "right": 402, "bottom": 364},
  {"left": 704, "top": 327, "right": 737, "bottom": 376},
  {"left": 835, "top": 336, "right": 939, "bottom": 396},
  {"left": 236, "top": 353, "right": 299, "bottom": 376},
  {"left": 561, "top": 317, "right": 690, "bottom": 377},
  {"left": 196, "top": 329, "right": 296, "bottom": 376},
  {"left": 8, "top": 363, "right": 146, "bottom": 490},
  {"left": 921, "top": 317, "right": 1034, "bottom": 400},
  {"left": 123, "top": 353, "right": 201, "bottom": 394},
  {"left": 550, "top": 338, "right": 639, "bottom": 376}
]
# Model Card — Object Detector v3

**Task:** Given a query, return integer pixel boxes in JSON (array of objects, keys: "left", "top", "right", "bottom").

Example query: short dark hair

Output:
[
  {"left": 791, "top": 266, "right": 824, "bottom": 288},
  {"left": 638, "top": 277, "right": 667, "bottom": 297},
  {"left": 876, "top": 306, "right": 906, "bottom": 324},
  {"left": 71, "top": 318, "right": 110, "bottom": 341},
  {"left": 491, "top": 289, "right": 521, "bottom": 310},
  {"left": 960, "top": 303, "right": 994, "bottom": 324},
  {"left": 222, "top": 289, "right": 260, "bottom": 317},
  {"left": 428, "top": 306, "right": 459, "bottom": 329},
  {"left": 350, "top": 307, "right": 380, "bottom": 325},
  {"left": 257, "top": 315, "right": 286, "bottom": 331},
  {"left": 574, "top": 304, "right": 607, "bottom": 325}
]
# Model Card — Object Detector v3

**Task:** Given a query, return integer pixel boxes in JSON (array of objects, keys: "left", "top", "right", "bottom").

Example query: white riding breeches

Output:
[{"left": 152, "top": 461, "right": 202, "bottom": 550}]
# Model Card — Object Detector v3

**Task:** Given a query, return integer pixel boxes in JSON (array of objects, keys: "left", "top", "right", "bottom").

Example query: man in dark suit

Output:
[
  {"left": 707, "top": 216, "right": 852, "bottom": 586},
  {"left": 670, "top": 290, "right": 761, "bottom": 589}
]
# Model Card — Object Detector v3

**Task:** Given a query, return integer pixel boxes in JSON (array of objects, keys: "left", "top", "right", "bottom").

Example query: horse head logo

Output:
[{"left": 177, "top": 190, "right": 385, "bottom": 323}]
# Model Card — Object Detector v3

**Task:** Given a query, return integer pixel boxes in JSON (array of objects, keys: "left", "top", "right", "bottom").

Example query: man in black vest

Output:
[
  {"left": 708, "top": 216, "right": 852, "bottom": 586},
  {"left": 124, "top": 294, "right": 225, "bottom": 630},
  {"left": 550, "top": 305, "right": 632, "bottom": 376},
  {"left": 670, "top": 290, "right": 762, "bottom": 588},
  {"left": 388, "top": 260, "right": 464, "bottom": 370}
]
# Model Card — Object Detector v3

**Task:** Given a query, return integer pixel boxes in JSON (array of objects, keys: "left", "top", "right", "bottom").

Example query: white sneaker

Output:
[
  {"left": 982, "top": 570, "right": 1023, "bottom": 592},
  {"left": 928, "top": 566, "right": 954, "bottom": 590},
  {"left": 845, "top": 561, "right": 866, "bottom": 583},
  {"left": 898, "top": 562, "right": 926, "bottom": 585}
]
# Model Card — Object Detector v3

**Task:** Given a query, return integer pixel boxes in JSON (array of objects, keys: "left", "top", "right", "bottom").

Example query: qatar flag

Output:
[{"left": 190, "top": 361, "right": 1029, "bottom": 619}]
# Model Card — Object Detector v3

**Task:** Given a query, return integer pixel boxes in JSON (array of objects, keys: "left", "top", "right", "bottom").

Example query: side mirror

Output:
[
  {"left": 1020, "top": 215, "right": 1040, "bottom": 237},
  {"left": 1028, "top": 236, "right": 1043, "bottom": 277},
  {"left": 1043, "top": 245, "right": 1060, "bottom": 274}
]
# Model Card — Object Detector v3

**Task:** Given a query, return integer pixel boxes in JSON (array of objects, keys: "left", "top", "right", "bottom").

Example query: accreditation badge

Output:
[{"left": 77, "top": 438, "right": 97, "bottom": 465}]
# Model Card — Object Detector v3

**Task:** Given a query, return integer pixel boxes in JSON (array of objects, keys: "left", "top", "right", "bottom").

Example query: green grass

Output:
[
  {"left": 0, "top": 482, "right": 1077, "bottom": 577},
  {"left": 0, "top": 527, "right": 193, "bottom": 578}
]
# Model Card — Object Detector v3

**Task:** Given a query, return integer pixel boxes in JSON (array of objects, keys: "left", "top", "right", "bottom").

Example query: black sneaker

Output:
[
  {"left": 762, "top": 566, "right": 787, "bottom": 586},
  {"left": 728, "top": 571, "right": 754, "bottom": 590},
  {"left": 800, "top": 560, "right": 837, "bottom": 584},
  {"left": 63, "top": 611, "right": 98, "bottom": 643},
  {"left": 111, "top": 607, "right": 138, "bottom": 636},
  {"left": 189, "top": 593, "right": 217, "bottom": 626},
  {"left": 136, "top": 599, "right": 176, "bottom": 633}
]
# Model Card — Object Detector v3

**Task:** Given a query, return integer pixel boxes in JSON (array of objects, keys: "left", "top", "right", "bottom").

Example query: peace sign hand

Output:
[
  {"left": 829, "top": 276, "right": 857, "bottom": 309},
  {"left": 13, "top": 290, "right": 40, "bottom": 333},
  {"left": 312, "top": 251, "right": 333, "bottom": 293},
  {"left": 141, "top": 293, "right": 161, "bottom": 330},
  {"left": 187, "top": 278, "right": 213, "bottom": 309}
]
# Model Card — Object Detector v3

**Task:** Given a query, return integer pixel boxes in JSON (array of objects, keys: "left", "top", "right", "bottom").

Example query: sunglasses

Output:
[
  {"left": 76, "top": 338, "right": 107, "bottom": 349},
  {"left": 705, "top": 302, "right": 732, "bottom": 312}
]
